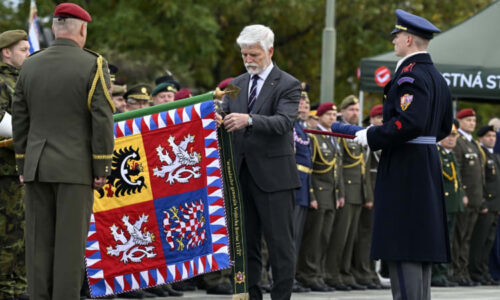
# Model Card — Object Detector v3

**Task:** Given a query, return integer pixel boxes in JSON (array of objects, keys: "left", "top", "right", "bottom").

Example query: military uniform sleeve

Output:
[
  {"left": 367, "top": 72, "right": 431, "bottom": 151},
  {"left": 89, "top": 57, "right": 115, "bottom": 177},
  {"left": 0, "top": 81, "right": 11, "bottom": 120},
  {"left": 12, "top": 74, "right": 28, "bottom": 175}
]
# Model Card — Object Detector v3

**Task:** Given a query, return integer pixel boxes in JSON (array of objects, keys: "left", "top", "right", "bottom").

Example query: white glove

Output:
[
  {"left": 0, "top": 112, "right": 12, "bottom": 137},
  {"left": 354, "top": 128, "right": 368, "bottom": 147}
]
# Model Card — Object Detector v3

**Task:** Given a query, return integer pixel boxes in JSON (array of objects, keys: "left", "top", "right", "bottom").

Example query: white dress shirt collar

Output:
[
  {"left": 395, "top": 51, "right": 428, "bottom": 72},
  {"left": 458, "top": 128, "right": 473, "bottom": 142}
]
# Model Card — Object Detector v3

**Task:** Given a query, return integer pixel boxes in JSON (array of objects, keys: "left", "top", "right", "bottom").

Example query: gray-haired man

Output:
[{"left": 221, "top": 24, "right": 301, "bottom": 300}]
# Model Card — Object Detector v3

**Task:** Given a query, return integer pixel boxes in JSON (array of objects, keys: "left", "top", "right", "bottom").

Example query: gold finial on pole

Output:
[{"left": 213, "top": 84, "right": 241, "bottom": 100}]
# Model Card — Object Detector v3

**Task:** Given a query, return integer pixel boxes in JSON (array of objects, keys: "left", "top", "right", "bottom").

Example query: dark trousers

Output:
[
  {"left": 296, "top": 208, "right": 335, "bottom": 286},
  {"left": 24, "top": 181, "right": 93, "bottom": 300},
  {"left": 324, "top": 203, "right": 362, "bottom": 285},
  {"left": 432, "top": 212, "right": 457, "bottom": 281},
  {"left": 452, "top": 205, "right": 479, "bottom": 281},
  {"left": 352, "top": 206, "right": 379, "bottom": 285},
  {"left": 240, "top": 163, "right": 295, "bottom": 300},
  {"left": 469, "top": 210, "right": 499, "bottom": 281},
  {"left": 293, "top": 205, "right": 308, "bottom": 261},
  {"left": 388, "top": 261, "right": 432, "bottom": 300}
]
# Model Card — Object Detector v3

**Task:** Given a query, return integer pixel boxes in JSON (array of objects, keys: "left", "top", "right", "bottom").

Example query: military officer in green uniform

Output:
[
  {"left": 124, "top": 84, "right": 151, "bottom": 110},
  {"left": 469, "top": 125, "right": 500, "bottom": 285},
  {"left": 296, "top": 102, "right": 344, "bottom": 292},
  {"left": 431, "top": 125, "right": 463, "bottom": 287},
  {"left": 352, "top": 104, "right": 384, "bottom": 289},
  {"left": 0, "top": 29, "right": 30, "bottom": 300},
  {"left": 324, "top": 95, "right": 366, "bottom": 291},
  {"left": 452, "top": 108, "right": 486, "bottom": 286},
  {"left": 11, "top": 4, "right": 114, "bottom": 300}
]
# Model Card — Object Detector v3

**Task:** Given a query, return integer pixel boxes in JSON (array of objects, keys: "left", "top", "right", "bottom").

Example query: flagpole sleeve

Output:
[{"left": 113, "top": 91, "right": 215, "bottom": 122}]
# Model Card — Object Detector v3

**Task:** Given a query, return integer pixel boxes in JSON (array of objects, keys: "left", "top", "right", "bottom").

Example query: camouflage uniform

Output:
[{"left": 0, "top": 61, "right": 27, "bottom": 299}]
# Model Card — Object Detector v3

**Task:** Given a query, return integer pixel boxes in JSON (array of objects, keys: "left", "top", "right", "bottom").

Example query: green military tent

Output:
[{"left": 359, "top": 1, "right": 500, "bottom": 103}]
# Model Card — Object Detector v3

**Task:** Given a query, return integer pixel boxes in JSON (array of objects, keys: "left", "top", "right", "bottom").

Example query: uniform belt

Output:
[
  {"left": 297, "top": 164, "right": 312, "bottom": 174},
  {"left": 406, "top": 136, "right": 436, "bottom": 144}
]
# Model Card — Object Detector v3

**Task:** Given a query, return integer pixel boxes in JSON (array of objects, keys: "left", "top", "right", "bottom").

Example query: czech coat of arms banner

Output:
[{"left": 85, "top": 101, "right": 231, "bottom": 297}]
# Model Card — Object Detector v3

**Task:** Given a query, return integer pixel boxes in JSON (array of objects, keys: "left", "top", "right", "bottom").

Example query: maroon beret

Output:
[
  {"left": 369, "top": 104, "right": 383, "bottom": 118},
  {"left": 316, "top": 102, "right": 337, "bottom": 117},
  {"left": 54, "top": 3, "right": 92, "bottom": 22},
  {"left": 217, "top": 77, "right": 234, "bottom": 90},
  {"left": 456, "top": 108, "right": 475, "bottom": 119},
  {"left": 174, "top": 88, "right": 192, "bottom": 101}
]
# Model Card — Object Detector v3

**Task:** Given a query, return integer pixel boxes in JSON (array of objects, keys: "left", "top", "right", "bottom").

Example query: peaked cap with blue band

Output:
[{"left": 391, "top": 9, "right": 440, "bottom": 40}]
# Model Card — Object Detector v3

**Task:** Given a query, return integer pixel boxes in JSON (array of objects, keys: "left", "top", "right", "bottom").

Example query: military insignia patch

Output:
[
  {"left": 400, "top": 94, "right": 413, "bottom": 111},
  {"left": 402, "top": 62, "right": 416, "bottom": 73},
  {"left": 397, "top": 76, "right": 415, "bottom": 85}
]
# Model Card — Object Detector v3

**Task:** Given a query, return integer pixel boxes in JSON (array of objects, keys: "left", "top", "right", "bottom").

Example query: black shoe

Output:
[
  {"left": 261, "top": 283, "right": 272, "bottom": 293},
  {"left": 15, "top": 294, "right": 30, "bottom": 300},
  {"left": 431, "top": 278, "right": 448, "bottom": 287},
  {"left": 207, "top": 282, "right": 233, "bottom": 295},
  {"left": 292, "top": 282, "right": 311, "bottom": 293},
  {"left": 119, "top": 290, "right": 146, "bottom": 299},
  {"left": 348, "top": 283, "right": 367, "bottom": 290},
  {"left": 446, "top": 279, "right": 458, "bottom": 287},
  {"left": 332, "top": 284, "right": 351, "bottom": 291},
  {"left": 307, "top": 282, "right": 330, "bottom": 292},
  {"left": 468, "top": 279, "right": 481, "bottom": 286},
  {"left": 80, "top": 296, "right": 87, "bottom": 300},
  {"left": 457, "top": 279, "right": 472, "bottom": 286},
  {"left": 164, "top": 284, "right": 184, "bottom": 296},
  {"left": 364, "top": 282, "right": 381, "bottom": 289},
  {"left": 172, "top": 280, "right": 197, "bottom": 291},
  {"left": 487, "top": 278, "right": 500, "bottom": 286},
  {"left": 145, "top": 286, "right": 167, "bottom": 296}
]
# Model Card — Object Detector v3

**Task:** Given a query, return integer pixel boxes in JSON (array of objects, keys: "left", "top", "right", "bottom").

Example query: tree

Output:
[{"left": 1, "top": 0, "right": 497, "bottom": 121}]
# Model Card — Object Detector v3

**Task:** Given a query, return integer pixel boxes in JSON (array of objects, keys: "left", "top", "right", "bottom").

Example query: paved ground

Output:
[{"left": 108, "top": 286, "right": 500, "bottom": 300}]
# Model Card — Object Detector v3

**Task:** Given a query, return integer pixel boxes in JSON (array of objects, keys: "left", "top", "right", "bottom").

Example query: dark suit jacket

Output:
[
  {"left": 223, "top": 64, "right": 301, "bottom": 193},
  {"left": 483, "top": 146, "right": 500, "bottom": 212}
]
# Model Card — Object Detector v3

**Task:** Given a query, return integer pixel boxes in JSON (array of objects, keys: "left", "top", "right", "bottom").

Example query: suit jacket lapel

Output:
[
  {"left": 236, "top": 73, "right": 250, "bottom": 113},
  {"left": 251, "top": 64, "right": 280, "bottom": 114}
]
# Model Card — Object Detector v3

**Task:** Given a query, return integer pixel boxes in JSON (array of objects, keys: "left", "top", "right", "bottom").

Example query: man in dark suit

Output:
[
  {"left": 354, "top": 9, "right": 452, "bottom": 300},
  {"left": 12, "top": 3, "right": 114, "bottom": 300},
  {"left": 221, "top": 24, "right": 301, "bottom": 300}
]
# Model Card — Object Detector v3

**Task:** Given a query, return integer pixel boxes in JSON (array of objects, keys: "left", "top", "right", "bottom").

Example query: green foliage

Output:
[{"left": 0, "top": 0, "right": 498, "bottom": 121}]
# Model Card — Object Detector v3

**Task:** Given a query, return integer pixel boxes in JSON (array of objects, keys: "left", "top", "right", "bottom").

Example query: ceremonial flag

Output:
[
  {"left": 85, "top": 100, "right": 231, "bottom": 297},
  {"left": 27, "top": 0, "right": 40, "bottom": 54}
]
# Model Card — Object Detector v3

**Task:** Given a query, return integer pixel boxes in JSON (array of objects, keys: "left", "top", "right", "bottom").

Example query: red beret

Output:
[
  {"left": 54, "top": 3, "right": 92, "bottom": 22},
  {"left": 369, "top": 104, "right": 383, "bottom": 118},
  {"left": 456, "top": 108, "right": 475, "bottom": 119},
  {"left": 316, "top": 102, "right": 337, "bottom": 117},
  {"left": 174, "top": 88, "right": 192, "bottom": 101},
  {"left": 217, "top": 77, "right": 234, "bottom": 90}
]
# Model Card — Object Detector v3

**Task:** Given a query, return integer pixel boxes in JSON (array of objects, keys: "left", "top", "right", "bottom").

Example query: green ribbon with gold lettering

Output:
[{"left": 217, "top": 127, "right": 248, "bottom": 299}]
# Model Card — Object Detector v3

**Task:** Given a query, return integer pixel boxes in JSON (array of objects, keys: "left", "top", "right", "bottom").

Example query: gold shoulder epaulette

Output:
[{"left": 84, "top": 48, "right": 100, "bottom": 57}]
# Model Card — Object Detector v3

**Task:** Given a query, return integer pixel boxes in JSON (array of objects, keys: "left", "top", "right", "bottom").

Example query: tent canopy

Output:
[{"left": 359, "top": 1, "right": 500, "bottom": 101}]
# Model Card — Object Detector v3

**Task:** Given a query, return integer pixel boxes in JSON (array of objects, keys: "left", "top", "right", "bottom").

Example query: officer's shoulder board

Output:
[
  {"left": 84, "top": 48, "right": 100, "bottom": 57},
  {"left": 28, "top": 48, "right": 45, "bottom": 57}
]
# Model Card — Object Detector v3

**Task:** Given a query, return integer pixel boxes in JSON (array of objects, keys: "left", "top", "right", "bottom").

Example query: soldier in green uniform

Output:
[
  {"left": 352, "top": 104, "right": 384, "bottom": 289},
  {"left": 451, "top": 108, "right": 486, "bottom": 286},
  {"left": 124, "top": 84, "right": 151, "bottom": 110},
  {"left": 431, "top": 125, "right": 463, "bottom": 287},
  {"left": 296, "top": 102, "right": 344, "bottom": 292},
  {"left": 324, "top": 95, "right": 366, "bottom": 291},
  {"left": 0, "top": 29, "right": 30, "bottom": 300},
  {"left": 469, "top": 125, "right": 500, "bottom": 285},
  {"left": 11, "top": 4, "right": 114, "bottom": 300}
]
